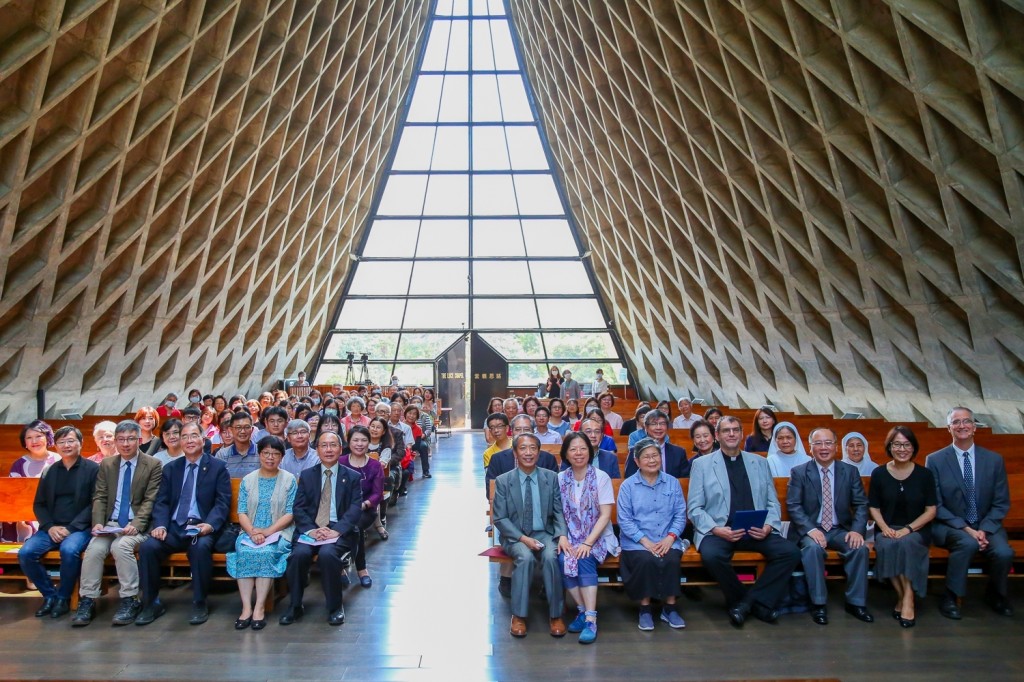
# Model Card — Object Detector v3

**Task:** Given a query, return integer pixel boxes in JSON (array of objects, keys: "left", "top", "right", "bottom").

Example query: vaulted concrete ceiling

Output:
[
  {"left": 0, "top": 0, "right": 427, "bottom": 421},
  {"left": 511, "top": 0, "right": 1024, "bottom": 430}
]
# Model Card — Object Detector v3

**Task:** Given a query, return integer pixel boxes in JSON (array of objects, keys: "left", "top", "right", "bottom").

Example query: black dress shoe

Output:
[
  {"left": 728, "top": 602, "right": 750, "bottom": 628},
  {"left": 35, "top": 596, "right": 57, "bottom": 617},
  {"left": 845, "top": 603, "right": 874, "bottom": 622},
  {"left": 752, "top": 603, "right": 779, "bottom": 624},
  {"left": 498, "top": 576, "right": 512, "bottom": 599},
  {"left": 328, "top": 607, "right": 346, "bottom": 626},
  {"left": 50, "top": 598, "right": 71, "bottom": 618},
  {"left": 892, "top": 609, "right": 901, "bottom": 621},
  {"left": 986, "top": 590, "right": 1014, "bottom": 617},
  {"left": 134, "top": 600, "right": 167, "bottom": 626},
  {"left": 898, "top": 616, "right": 916, "bottom": 628},
  {"left": 234, "top": 617, "right": 252, "bottom": 630},
  {"left": 189, "top": 602, "right": 209, "bottom": 625},
  {"left": 251, "top": 619, "right": 267, "bottom": 631},
  {"left": 278, "top": 605, "right": 304, "bottom": 625},
  {"left": 811, "top": 605, "right": 828, "bottom": 625},
  {"left": 939, "top": 596, "right": 962, "bottom": 620}
]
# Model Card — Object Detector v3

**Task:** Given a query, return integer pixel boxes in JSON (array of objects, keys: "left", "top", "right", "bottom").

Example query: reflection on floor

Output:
[{"left": 0, "top": 431, "right": 1020, "bottom": 681}]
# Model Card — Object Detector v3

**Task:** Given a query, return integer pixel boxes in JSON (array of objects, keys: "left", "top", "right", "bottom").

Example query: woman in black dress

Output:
[
  {"left": 545, "top": 365, "right": 563, "bottom": 399},
  {"left": 869, "top": 426, "right": 936, "bottom": 628}
]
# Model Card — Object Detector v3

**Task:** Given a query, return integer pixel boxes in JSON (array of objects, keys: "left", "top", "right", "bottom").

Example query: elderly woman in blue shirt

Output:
[{"left": 616, "top": 437, "right": 688, "bottom": 631}]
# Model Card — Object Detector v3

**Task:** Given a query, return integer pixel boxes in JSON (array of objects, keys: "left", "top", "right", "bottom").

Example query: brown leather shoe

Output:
[
  {"left": 510, "top": 616, "right": 527, "bottom": 637},
  {"left": 549, "top": 617, "right": 567, "bottom": 637}
]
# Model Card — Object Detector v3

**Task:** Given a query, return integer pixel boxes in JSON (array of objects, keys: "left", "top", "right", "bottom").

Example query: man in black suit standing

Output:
[
  {"left": 280, "top": 430, "right": 362, "bottom": 626},
  {"left": 787, "top": 427, "right": 873, "bottom": 625},
  {"left": 136, "top": 420, "right": 232, "bottom": 625},
  {"left": 926, "top": 406, "right": 1014, "bottom": 618},
  {"left": 623, "top": 409, "right": 690, "bottom": 478}
]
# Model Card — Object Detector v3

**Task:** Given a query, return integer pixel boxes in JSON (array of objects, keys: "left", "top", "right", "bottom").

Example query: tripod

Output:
[
  {"left": 358, "top": 353, "right": 370, "bottom": 384},
  {"left": 344, "top": 352, "right": 356, "bottom": 385}
]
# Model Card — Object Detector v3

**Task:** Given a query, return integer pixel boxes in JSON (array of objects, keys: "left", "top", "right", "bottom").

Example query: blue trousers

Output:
[{"left": 18, "top": 529, "right": 92, "bottom": 599}]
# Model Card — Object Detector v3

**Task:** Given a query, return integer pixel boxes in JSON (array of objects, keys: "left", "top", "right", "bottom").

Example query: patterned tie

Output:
[
  {"left": 316, "top": 469, "right": 333, "bottom": 528},
  {"left": 175, "top": 463, "right": 196, "bottom": 526},
  {"left": 962, "top": 452, "right": 978, "bottom": 525},
  {"left": 821, "top": 467, "right": 833, "bottom": 532},
  {"left": 523, "top": 474, "right": 535, "bottom": 532},
  {"left": 117, "top": 461, "right": 133, "bottom": 527}
]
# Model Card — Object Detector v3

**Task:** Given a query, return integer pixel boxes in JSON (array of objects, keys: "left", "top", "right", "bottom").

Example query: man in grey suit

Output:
[
  {"left": 926, "top": 406, "right": 1014, "bottom": 618},
  {"left": 787, "top": 427, "right": 873, "bottom": 625},
  {"left": 688, "top": 416, "right": 800, "bottom": 628},
  {"left": 492, "top": 433, "right": 569, "bottom": 638}
]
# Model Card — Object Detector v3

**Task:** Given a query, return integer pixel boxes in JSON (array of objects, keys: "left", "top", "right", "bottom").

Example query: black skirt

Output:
[{"left": 620, "top": 548, "right": 683, "bottom": 601}]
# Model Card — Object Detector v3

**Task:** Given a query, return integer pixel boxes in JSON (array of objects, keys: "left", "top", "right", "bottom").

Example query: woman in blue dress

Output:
[{"left": 227, "top": 435, "right": 297, "bottom": 630}]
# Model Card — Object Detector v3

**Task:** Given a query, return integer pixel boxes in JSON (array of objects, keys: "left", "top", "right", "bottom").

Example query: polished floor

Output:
[{"left": 0, "top": 431, "right": 1022, "bottom": 681}]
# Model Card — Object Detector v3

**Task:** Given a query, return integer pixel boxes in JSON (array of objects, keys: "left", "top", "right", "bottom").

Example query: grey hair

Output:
[
  {"left": 347, "top": 396, "right": 366, "bottom": 410},
  {"left": 632, "top": 437, "right": 660, "bottom": 460},
  {"left": 512, "top": 432, "right": 541, "bottom": 451},
  {"left": 115, "top": 419, "right": 141, "bottom": 436},
  {"left": 286, "top": 419, "right": 310, "bottom": 434},
  {"left": 643, "top": 409, "right": 669, "bottom": 426},
  {"left": 510, "top": 413, "right": 535, "bottom": 430},
  {"left": 92, "top": 420, "right": 117, "bottom": 435},
  {"left": 946, "top": 406, "right": 974, "bottom": 425},
  {"left": 502, "top": 398, "right": 520, "bottom": 408}
]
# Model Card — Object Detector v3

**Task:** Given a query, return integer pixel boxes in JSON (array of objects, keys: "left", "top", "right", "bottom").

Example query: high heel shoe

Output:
[
  {"left": 234, "top": 617, "right": 252, "bottom": 630},
  {"left": 898, "top": 616, "right": 915, "bottom": 628},
  {"left": 892, "top": 609, "right": 901, "bottom": 621},
  {"left": 376, "top": 527, "right": 389, "bottom": 541}
]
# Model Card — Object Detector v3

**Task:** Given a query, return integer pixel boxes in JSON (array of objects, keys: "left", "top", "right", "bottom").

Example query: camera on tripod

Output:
[{"left": 345, "top": 350, "right": 371, "bottom": 385}]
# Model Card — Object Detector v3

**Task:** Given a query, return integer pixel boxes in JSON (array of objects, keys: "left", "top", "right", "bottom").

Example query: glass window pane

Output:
[
  {"left": 445, "top": 20, "right": 468, "bottom": 71},
  {"left": 348, "top": 261, "right": 413, "bottom": 295},
  {"left": 431, "top": 126, "right": 468, "bottom": 170},
  {"left": 509, "top": 363, "right": 550, "bottom": 386},
  {"left": 479, "top": 332, "right": 544, "bottom": 359},
  {"left": 537, "top": 298, "right": 605, "bottom": 328},
  {"left": 543, "top": 332, "right": 618, "bottom": 359},
  {"left": 378, "top": 175, "right": 427, "bottom": 214},
  {"left": 473, "top": 298, "right": 539, "bottom": 328},
  {"left": 363, "top": 220, "right": 419, "bottom": 257},
  {"left": 407, "top": 75, "right": 443, "bottom": 122},
  {"left": 338, "top": 299, "right": 407, "bottom": 329},
  {"left": 424, "top": 174, "right": 468, "bottom": 215},
  {"left": 472, "top": 74, "right": 501, "bottom": 121},
  {"left": 487, "top": 0, "right": 505, "bottom": 15},
  {"left": 505, "top": 127, "right": 547, "bottom": 170},
  {"left": 396, "top": 332, "right": 463, "bottom": 359},
  {"left": 557, "top": 362, "right": 628, "bottom": 387},
  {"left": 529, "top": 260, "right": 591, "bottom": 294},
  {"left": 473, "top": 260, "right": 532, "bottom": 295},
  {"left": 497, "top": 74, "right": 532, "bottom": 121},
  {"left": 438, "top": 75, "right": 468, "bottom": 122},
  {"left": 403, "top": 298, "right": 468, "bottom": 328},
  {"left": 472, "top": 174, "right": 517, "bottom": 214},
  {"left": 489, "top": 20, "right": 517, "bottom": 69},
  {"left": 410, "top": 260, "right": 468, "bottom": 295},
  {"left": 472, "top": 126, "right": 510, "bottom": 170},
  {"left": 522, "top": 219, "right": 577, "bottom": 256},
  {"left": 417, "top": 219, "right": 468, "bottom": 257},
  {"left": 472, "top": 219, "right": 524, "bottom": 256},
  {"left": 471, "top": 0, "right": 490, "bottom": 16},
  {"left": 434, "top": 0, "right": 454, "bottom": 16},
  {"left": 392, "top": 127, "right": 437, "bottom": 170},
  {"left": 420, "top": 21, "right": 451, "bottom": 71},
  {"left": 324, "top": 333, "right": 400, "bottom": 361},
  {"left": 451, "top": 0, "right": 468, "bottom": 16},
  {"left": 471, "top": 20, "right": 494, "bottom": 71},
  {"left": 392, "top": 363, "right": 437, "bottom": 387},
  {"left": 514, "top": 174, "right": 562, "bottom": 214}
]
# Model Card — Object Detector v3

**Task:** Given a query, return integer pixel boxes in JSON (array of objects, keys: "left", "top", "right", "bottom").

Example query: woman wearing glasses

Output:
[{"left": 868, "top": 426, "right": 936, "bottom": 628}]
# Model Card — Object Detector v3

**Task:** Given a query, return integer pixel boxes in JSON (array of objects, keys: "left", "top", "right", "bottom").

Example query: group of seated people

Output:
[
  {"left": 12, "top": 381, "right": 436, "bottom": 629},
  {"left": 488, "top": 403, "right": 1015, "bottom": 642}
]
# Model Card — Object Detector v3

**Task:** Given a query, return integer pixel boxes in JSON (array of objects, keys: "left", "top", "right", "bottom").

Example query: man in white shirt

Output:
[
  {"left": 533, "top": 407, "right": 562, "bottom": 445},
  {"left": 672, "top": 398, "right": 698, "bottom": 430}
]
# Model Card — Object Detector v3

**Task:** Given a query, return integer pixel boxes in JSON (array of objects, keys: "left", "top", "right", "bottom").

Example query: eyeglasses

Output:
[
  {"left": 259, "top": 450, "right": 283, "bottom": 458},
  {"left": 891, "top": 442, "right": 914, "bottom": 450},
  {"left": 646, "top": 421, "right": 668, "bottom": 428},
  {"left": 233, "top": 424, "right": 253, "bottom": 431},
  {"left": 55, "top": 439, "right": 79, "bottom": 447},
  {"left": 719, "top": 427, "right": 742, "bottom": 434},
  {"left": 949, "top": 419, "right": 974, "bottom": 427},
  {"left": 115, "top": 437, "right": 138, "bottom": 445},
  {"left": 637, "top": 452, "right": 661, "bottom": 461},
  {"left": 181, "top": 434, "right": 203, "bottom": 442},
  {"left": 810, "top": 440, "right": 835, "bottom": 448},
  {"left": 582, "top": 429, "right": 603, "bottom": 436}
]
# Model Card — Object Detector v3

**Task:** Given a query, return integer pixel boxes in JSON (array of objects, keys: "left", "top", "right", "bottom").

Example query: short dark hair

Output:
[
  {"left": 262, "top": 406, "right": 288, "bottom": 422},
  {"left": 884, "top": 426, "right": 919, "bottom": 460},
  {"left": 53, "top": 425, "right": 83, "bottom": 444},
  {"left": 534, "top": 406, "right": 550, "bottom": 418},
  {"left": 161, "top": 418, "right": 183, "bottom": 434},
  {"left": 487, "top": 412, "right": 510, "bottom": 428},
  {"left": 689, "top": 419, "right": 713, "bottom": 440},
  {"left": 182, "top": 406, "right": 202, "bottom": 418},
  {"left": 20, "top": 420, "right": 55, "bottom": 449},
  {"left": 230, "top": 411, "right": 253, "bottom": 424},
  {"left": 716, "top": 415, "right": 742, "bottom": 435},
  {"left": 347, "top": 425, "right": 371, "bottom": 442},
  {"left": 256, "top": 435, "right": 287, "bottom": 456},
  {"left": 559, "top": 432, "right": 594, "bottom": 466}
]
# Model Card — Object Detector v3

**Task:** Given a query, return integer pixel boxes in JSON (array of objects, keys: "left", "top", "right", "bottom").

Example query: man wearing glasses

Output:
[
  {"left": 216, "top": 411, "right": 259, "bottom": 477},
  {"left": 136, "top": 421, "right": 232, "bottom": 626},
  {"left": 623, "top": 410, "right": 690, "bottom": 479},
  {"left": 19, "top": 426, "right": 99, "bottom": 619},
  {"left": 687, "top": 416, "right": 800, "bottom": 628},
  {"left": 927, "top": 406, "right": 1014, "bottom": 619},
  {"left": 72, "top": 420, "right": 162, "bottom": 626}
]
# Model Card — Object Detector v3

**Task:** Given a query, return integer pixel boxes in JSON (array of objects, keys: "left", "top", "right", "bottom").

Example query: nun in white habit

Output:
[
  {"left": 765, "top": 421, "right": 811, "bottom": 478},
  {"left": 840, "top": 431, "right": 878, "bottom": 476}
]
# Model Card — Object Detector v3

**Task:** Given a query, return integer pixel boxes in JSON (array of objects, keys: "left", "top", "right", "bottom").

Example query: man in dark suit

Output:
[
  {"left": 280, "top": 430, "right": 362, "bottom": 626},
  {"left": 136, "top": 421, "right": 232, "bottom": 626},
  {"left": 563, "top": 416, "right": 621, "bottom": 479},
  {"left": 624, "top": 409, "right": 690, "bottom": 478},
  {"left": 787, "top": 427, "right": 873, "bottom": 625},
  {"left": 492, "top": 433, "right": 569, "bottom": 638},
  {"left": 926, "top": 406, "right": 1014, "bottom": 618}
]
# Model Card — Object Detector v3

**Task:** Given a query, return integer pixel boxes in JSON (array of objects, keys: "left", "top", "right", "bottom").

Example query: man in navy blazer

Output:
[
  {"left": 137, "top": 421, "right": 232, "bottom": 625},
  {"left": 623, "top": 409, "right": 690, "bottom": 478},
  {"left": 485, "top": 415, "right": 559, "bottom": 501},
  {"left": 926, "top": 406, "right": 1014, "bottom": 618},
  {"left": 563, "top": 415, "right": 621, "bottom": 479},
  {"left": 281, "top": 431, "right": 363, "bottom": 626}
]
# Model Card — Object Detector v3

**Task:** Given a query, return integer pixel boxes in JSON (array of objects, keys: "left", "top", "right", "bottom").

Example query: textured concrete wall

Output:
[
  {"left": 511, "top": 1, "right": 1024, "bottom": 431},
  {"left": 0, "top": 0, "right": 428, "bottom": 421}
]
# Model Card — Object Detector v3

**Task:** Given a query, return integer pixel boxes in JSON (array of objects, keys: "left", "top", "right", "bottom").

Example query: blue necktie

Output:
[
  {"left": 117, "top": 462, "right": 133, "bottom": 527},
  {"left": 176, "top": 463, "right": 196, "bottom": 526},
  {"left": 962, "top": 452, "right": 978, "bottom": 525}
]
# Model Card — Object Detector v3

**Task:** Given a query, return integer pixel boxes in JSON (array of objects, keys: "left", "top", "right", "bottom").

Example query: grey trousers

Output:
[
  {"left": 933, "top": 525, "right": 1014, "bottom": 597},
  {"left": 79, "top": 532, "right": 148, "bottom": 599},
  {"left": 798, "top": 528, "right": 868, "bottom": 607},
  {"left": 503, "top": 531, "right": 564, "bottom": 619}
]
